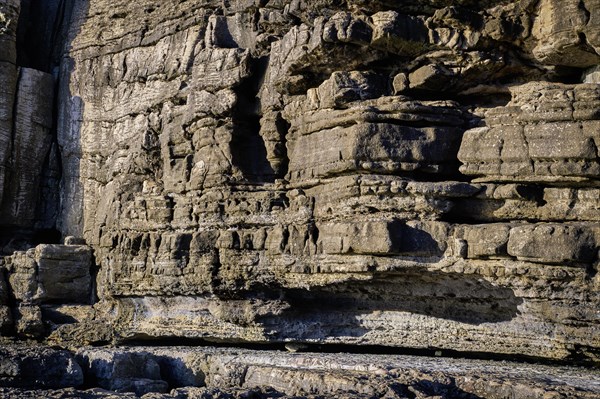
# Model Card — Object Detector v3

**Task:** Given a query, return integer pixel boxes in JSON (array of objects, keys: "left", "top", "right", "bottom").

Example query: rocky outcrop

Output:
[
  {"left": 3, "top": 242, "right": 93, "bottom": 338},
  {"left": 459, "top": 83, "right": 600, "bottom": 183},
  {"left": 30, "top": 0, "right": 598, "bottom": 364},
  {"left": 0, "top": 68, "right": 54, "bottom": 228},
  {"left": 1, "top": 0, "right": 600, "bottom": 396},
  {"left": 0, "top": 0, "right": 64, "bottom": 242},
  {"left": 2, "top": 345, "right": 600, "bottom": 398}
]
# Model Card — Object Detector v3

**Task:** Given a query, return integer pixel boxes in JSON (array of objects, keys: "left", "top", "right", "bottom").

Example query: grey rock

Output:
[
  {"left": 507, "top": 224, "right": 597, "bottom": 265},
  {"left": 1, "top": 0, "right": 600, "bottom": 378},
  {"left": 64, "top": 236, "right": 87, "bottom": 245},
  {"left": 78, "top": 350, "right": 169, "bottom": 395},
  {"left": 0, "top": 68, "right": 54, "bottom": 227},
  {"left": 459, "top": 83, "right": 600, "bottom": 183},
  {"left": 35, "top": 244, "right": 93, "bottom": 303},
  {"left": 531, "top": 0, "right": 600, "bottom": 67},
  {"left": 70, "top": 346, "right": 600, "bottom": 399},
  {"left": 14, "top": 304, "right": 43, "bottom": 338},
  {"left": 409, "top": 64, "right": 455, "bottom": 91},
  {"left": 0, "top": 0, "right": 19, "bottom": 210},
  {"left": 5, "top": 244, "right": 92, "bottom": 305},
  {"left": 0, "top": 345, "right": 83, "bottom": 389},
  {"left": 370, "top": 11, "right": 429, "bottom": 56}
]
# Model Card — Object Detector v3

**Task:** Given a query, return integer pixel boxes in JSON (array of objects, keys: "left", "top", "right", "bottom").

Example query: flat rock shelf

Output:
[{"left": 1, "top": 345, "right": 600, "bottom": 398}]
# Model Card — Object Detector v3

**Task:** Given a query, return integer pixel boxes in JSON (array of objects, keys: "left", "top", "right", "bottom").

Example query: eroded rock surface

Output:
[
  {"left": 2, "top": 345, "right": 600, "bottom": 398},
  {"left": 0, "top": 0, "right": 600, "bottom": 396}
]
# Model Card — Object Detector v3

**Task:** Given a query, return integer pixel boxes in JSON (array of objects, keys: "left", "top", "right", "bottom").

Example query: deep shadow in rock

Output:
[
  {"left": 410, "top": 379, "right": 484, "bottom": 399},
  {"left": 262, "top": 268, "right": 523, "bottom": 340},
  {"left": 231, "top": 55, "right": 276, "bottom": 183}
]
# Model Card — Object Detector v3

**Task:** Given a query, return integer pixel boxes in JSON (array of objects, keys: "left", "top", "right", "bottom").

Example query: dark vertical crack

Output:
[
  {"left": 578, "top": 0, "right": 591, "bottom": 25},
  {"left": 16, "top": 0, "right": 67, "bottom": 72},
  {"left": 31, "top": 0, "right": 77, "bottom": 235},
  {"left": 1, "top": 264, "right": 17, "bottom": 336},
  {"left": 230, "top": 55, "right": 275, "bottom": 183},
  {"left": 89, "top": 250, "right": 99, "bottom": 305},
  {"left": 274, "top": 112, "right": 290, "bottom": 179},
  {"left": 1, "top": 67, "right": 22, "bottom": 221},
  {"left": 211, "top": 248, "right": 222, "bottom": 292}
]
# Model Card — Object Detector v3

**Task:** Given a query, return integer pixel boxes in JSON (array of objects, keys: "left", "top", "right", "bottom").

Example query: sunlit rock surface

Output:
[{"left": 0, "top": 0, "right": 599, "bottom": 397}]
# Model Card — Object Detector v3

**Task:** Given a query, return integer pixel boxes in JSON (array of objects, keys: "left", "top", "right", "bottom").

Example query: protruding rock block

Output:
[
  {"left": 317, "top": 220, "right": 448, "bottom": 257},
  {"left": 314, "top": 71, "right": 388, "bottom": 109},
  {"left": 507, "top": 224, "right": 597, "bottom": 265},
  {"left": 190, "top": 48, "right": 251, "bottom": 92},
  {"left": 318, "top": 221, "right": 402, "bottom": 255},
  {"left": 323, "top": 12, "right": 372, "bottom": 45},
  {"left": 459, "top": 83, "right": 600, "bottom": 183},
  {"left": 409, "top": 64, "right": 455, "bottom": 91},
  {"left": 287, "top": 122, "right": 463, "bottom": 182},
  {"left": 370, "top": 11, "right": 429, "bottom": 55},
  {"left": 455, "top": 224, "right": 511, "bottom": 259},
  {"left": 5, "top": 245, "right": 92, "bottom": 304},
  {"left": 532, "top": 0, "right": 600, "bottom": 67},
  {"left": 35, "top": 244, "right": 92, "bottom": 303}
]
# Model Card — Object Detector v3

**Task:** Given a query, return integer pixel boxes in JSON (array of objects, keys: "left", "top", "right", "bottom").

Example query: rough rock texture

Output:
[
  {"left": 0, "top": 67, "right": 54, "bottom": 227},
  {"left": 3, "top": 243, "right": 93, "bottom": 338},
  {"left": 0, "top": 345, "right": 83, "bottom": 389},
  {"left": 2, "top": 345, "right": 600, "bottom": 398},
  {"left": 0, "top": 0, "right": 19, "bottom": 215},
  {"left": 28, "top": 0, "right": 598, "bottom": 363},
  {"left": 1, "top": 0, "right": 600, "bottom": 396}
]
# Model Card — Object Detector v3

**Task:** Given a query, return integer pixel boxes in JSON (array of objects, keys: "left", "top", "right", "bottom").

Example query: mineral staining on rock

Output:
[{"left": 0, "top": 0, "right": 599, "bottom": 395}]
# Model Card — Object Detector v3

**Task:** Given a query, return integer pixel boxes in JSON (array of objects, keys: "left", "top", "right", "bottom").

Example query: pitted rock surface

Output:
[{"left": 0, "top": 0, "right": 600, "bottom": 397}]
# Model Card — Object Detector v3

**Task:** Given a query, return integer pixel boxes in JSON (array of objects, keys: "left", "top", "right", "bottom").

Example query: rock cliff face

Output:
[{"left": 1, "top": 0, "right": 600, "bottom": 397}]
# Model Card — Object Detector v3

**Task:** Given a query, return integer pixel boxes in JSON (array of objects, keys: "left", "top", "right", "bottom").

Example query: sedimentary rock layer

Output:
[
  {"left": 2, "top": 345, "right": 600, "bottom": 398},
  {"left": 0, "top": 2, "right": 599, "bottom": 395}
]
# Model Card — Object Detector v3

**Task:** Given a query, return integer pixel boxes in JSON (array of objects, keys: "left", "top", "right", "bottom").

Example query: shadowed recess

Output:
[{"left": 260, "top": 269, "right": 522, "bottom": 341}]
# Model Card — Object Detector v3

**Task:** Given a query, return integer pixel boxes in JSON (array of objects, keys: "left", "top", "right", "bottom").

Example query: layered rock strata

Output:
[{"left": 0, "top": 0, "right": 599, "bottom": 396}]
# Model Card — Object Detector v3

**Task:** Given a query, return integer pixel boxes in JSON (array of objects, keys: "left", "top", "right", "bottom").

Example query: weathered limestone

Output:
[
  {"left": 6, "top": 244, "right": 92, "bottom": 304},
  {"left": 77, "top": 350, "right": 168, "bottom": 395},
  {"left": 1, "top": 2, "right": 600, "bottom": 395},
  {"left": 9, "top": 0, "right": 586, "bottom": 366},
  {"left": 283, "top": 96, "right": 465, "bottom": 182},
  {"left": 0, "top": 345, "right": 599, "bottom": 398},
  {"left": 0, "top": 263, "right": 12, "bottom": 333},
  {"left": 531, "top": 0, "right": 600, "bottom": 67},
  {"left": 459, "top": 83, "right": 600, "bottom": 183},
  {"left": 2, "top": 243, "right": 93, "bottom": 338},
  {"left": 75, "top": 347, "right": 600, "bottom": 398}
]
